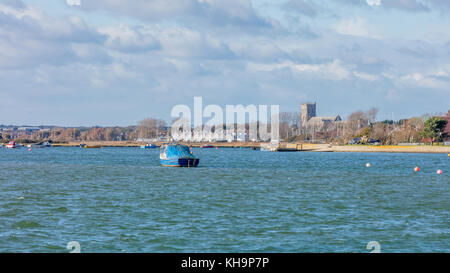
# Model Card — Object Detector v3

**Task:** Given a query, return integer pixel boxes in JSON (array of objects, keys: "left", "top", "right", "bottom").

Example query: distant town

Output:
[{"left": 1, "top": 103, "right": 449, "bottom": 146}]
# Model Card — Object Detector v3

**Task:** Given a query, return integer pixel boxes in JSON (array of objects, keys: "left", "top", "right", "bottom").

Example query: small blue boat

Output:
[
  {"left": 140, "top": 143, "right": 158, "bottom": 149},
  {"left": 160, "top": 144, "right": 199, "bottom": 167}
]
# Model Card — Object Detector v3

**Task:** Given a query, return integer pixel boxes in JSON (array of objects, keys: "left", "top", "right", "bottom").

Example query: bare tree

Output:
[
  {"left": 136, "top": 118, "right": 167, "bottom": 139},
  {"left": 279, "top": 112, "right": 301, "bottom": 140},
  {"left": 367, "top": 108, "right": 379, "bottom": 124},
  {"left": 346, "top": 111, "right": 369, "bottom": 137}
]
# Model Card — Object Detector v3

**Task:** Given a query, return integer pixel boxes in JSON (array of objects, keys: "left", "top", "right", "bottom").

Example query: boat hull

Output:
[
  {"left": 28, "top": 144, "right": 51, "bottom": 148},
  {"left": 5, "top": 142, "right": 19, "bottom": 148},
  {"left": 84, "top": 145, "right": 101, "bottom": 149},
  {"left": 161, "top": 158, "right": 200, "bottom": 167}
]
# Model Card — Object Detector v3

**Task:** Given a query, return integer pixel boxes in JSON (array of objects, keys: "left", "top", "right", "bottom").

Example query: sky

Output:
[{"left": 0, "top": 0, "right": 449, "bottom": 126}]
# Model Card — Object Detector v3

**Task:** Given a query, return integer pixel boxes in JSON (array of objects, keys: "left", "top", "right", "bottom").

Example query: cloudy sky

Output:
[{"left": 1, "top": 0, "right": 449, "bottom": 126}]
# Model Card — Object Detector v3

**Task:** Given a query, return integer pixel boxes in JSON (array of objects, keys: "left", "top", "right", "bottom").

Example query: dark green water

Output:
[{"left": 0, "top": 147, "right": 448, "bottom": 252}]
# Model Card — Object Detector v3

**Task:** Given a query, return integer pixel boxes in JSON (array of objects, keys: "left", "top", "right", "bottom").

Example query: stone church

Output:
[{"left": 301, "top": 102, "right": 342, "bottom": 129}]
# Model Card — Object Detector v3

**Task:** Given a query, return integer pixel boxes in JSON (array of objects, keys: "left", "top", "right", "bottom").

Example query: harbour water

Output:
[{"left": 0, "top": 147, "right": 448, "bottom": 252}]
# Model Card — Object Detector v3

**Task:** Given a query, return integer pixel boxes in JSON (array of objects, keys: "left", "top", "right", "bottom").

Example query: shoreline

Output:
[{"left": 47, "top": 141, "right": 450, "bottom": 154}]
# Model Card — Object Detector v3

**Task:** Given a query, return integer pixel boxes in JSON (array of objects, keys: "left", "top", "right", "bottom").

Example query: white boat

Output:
[
  {"left": 140, "top": 143, "right": 158, "bottom": 149},
  {"left": 5, "top": 141, "right": 20, "bottom": 149},
  {"left": 27, "top": 141, "right": 52, "bottom": 148}
]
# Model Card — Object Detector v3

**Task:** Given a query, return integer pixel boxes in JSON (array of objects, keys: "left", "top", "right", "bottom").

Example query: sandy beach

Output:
[
  {"left": 320, "top": 145, "right": 450, "bottom": 154},
  {"left": 48, "top": 141, "right": 450, "bottom": 154}
]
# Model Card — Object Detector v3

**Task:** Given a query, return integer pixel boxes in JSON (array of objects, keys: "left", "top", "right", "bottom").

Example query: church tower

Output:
[{"left": 301, "top": 102, "right": 316, "bottom": 127}]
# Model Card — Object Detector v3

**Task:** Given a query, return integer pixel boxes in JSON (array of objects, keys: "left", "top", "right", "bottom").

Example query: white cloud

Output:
[
  {"left": 148, "top": 27, "right": 235, "bottom": 60},
  {"left": 98, "top": 24, "right": 160, "bottom": 52},
  {"left": 66, "top": 0, "right": 81, "bottom": 6},
  {"left": 247, "top": 59, "right": 351, "bottom": 80},
  {"left": 79, "top": 0, "right": 272, "bottom": 29},
  {"left": 339, "top": 0, "right": 429, "bottom": 12},
  {"left": 353, "top": 71, "right": 379, "bottom": 81},
  {"left": 381, "top": 0, "right": 429, "bottom": 12},
  {"left": 335, "top": 17, "right": 382, "bottom": 39},
  {"left": 284, "top": 0, "right": 319, "bottom": 17},
  {"left": 0, "top": 1, "right": 105, "bottom": 69},
  {"left": 399, "top": 69, "right": 450, "bottom": 89},
  {"left": 367, "top": 0, "right": 381, "bottom": 6},
  {"left": 1, "top": 0, "right": 450, "bottom": 125}
]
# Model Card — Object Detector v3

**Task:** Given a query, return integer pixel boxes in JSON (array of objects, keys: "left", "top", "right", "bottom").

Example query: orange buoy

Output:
[
  {"left": 414, "top": 167, "right": 420, "bottom": 172},
  {"left": 437, "top": 169, "right": 443, "bottom": 175},
  {"left": 366, "top": 163, "right": 371, "bottom": 167}
]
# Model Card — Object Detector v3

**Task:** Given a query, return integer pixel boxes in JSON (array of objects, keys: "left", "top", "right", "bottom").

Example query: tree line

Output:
[
  {"left": 1, "top": 118, "right": 167, "bottom": 143},
  {"left": 279, "top": 108, "right": 448, "bottom": 145},
  {"left": 2, "top": 111, "right": 448, "bottom": 145}
]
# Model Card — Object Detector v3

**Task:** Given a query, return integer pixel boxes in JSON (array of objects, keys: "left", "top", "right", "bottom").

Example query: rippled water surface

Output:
[{"left": 0, "top": 147, "right": 448, "bottom": 252}]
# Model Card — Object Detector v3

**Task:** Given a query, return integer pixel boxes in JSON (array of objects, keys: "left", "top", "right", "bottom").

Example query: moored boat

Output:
[
  {"left": 84, "top": 145, "right": 102, "bottom": 149},
  {"left": 140, "top": 143, "right": 158, "bottom": 149},
  {"left": 27, "top": 141, "right": 51, "bottom": 148},
  {"left": 160, "top": 144, "right": 199, "bottom": 167},
  {"left": 200, "top": 145, "right": 214, "bottom": 148},
  {"left": 5, "top": 141, "right": 20, "bottom": 149}
]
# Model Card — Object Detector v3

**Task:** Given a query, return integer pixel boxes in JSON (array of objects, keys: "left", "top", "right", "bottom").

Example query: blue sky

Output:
[{"left": 0, "top": 0, "right": 449, "bottom": 126}]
